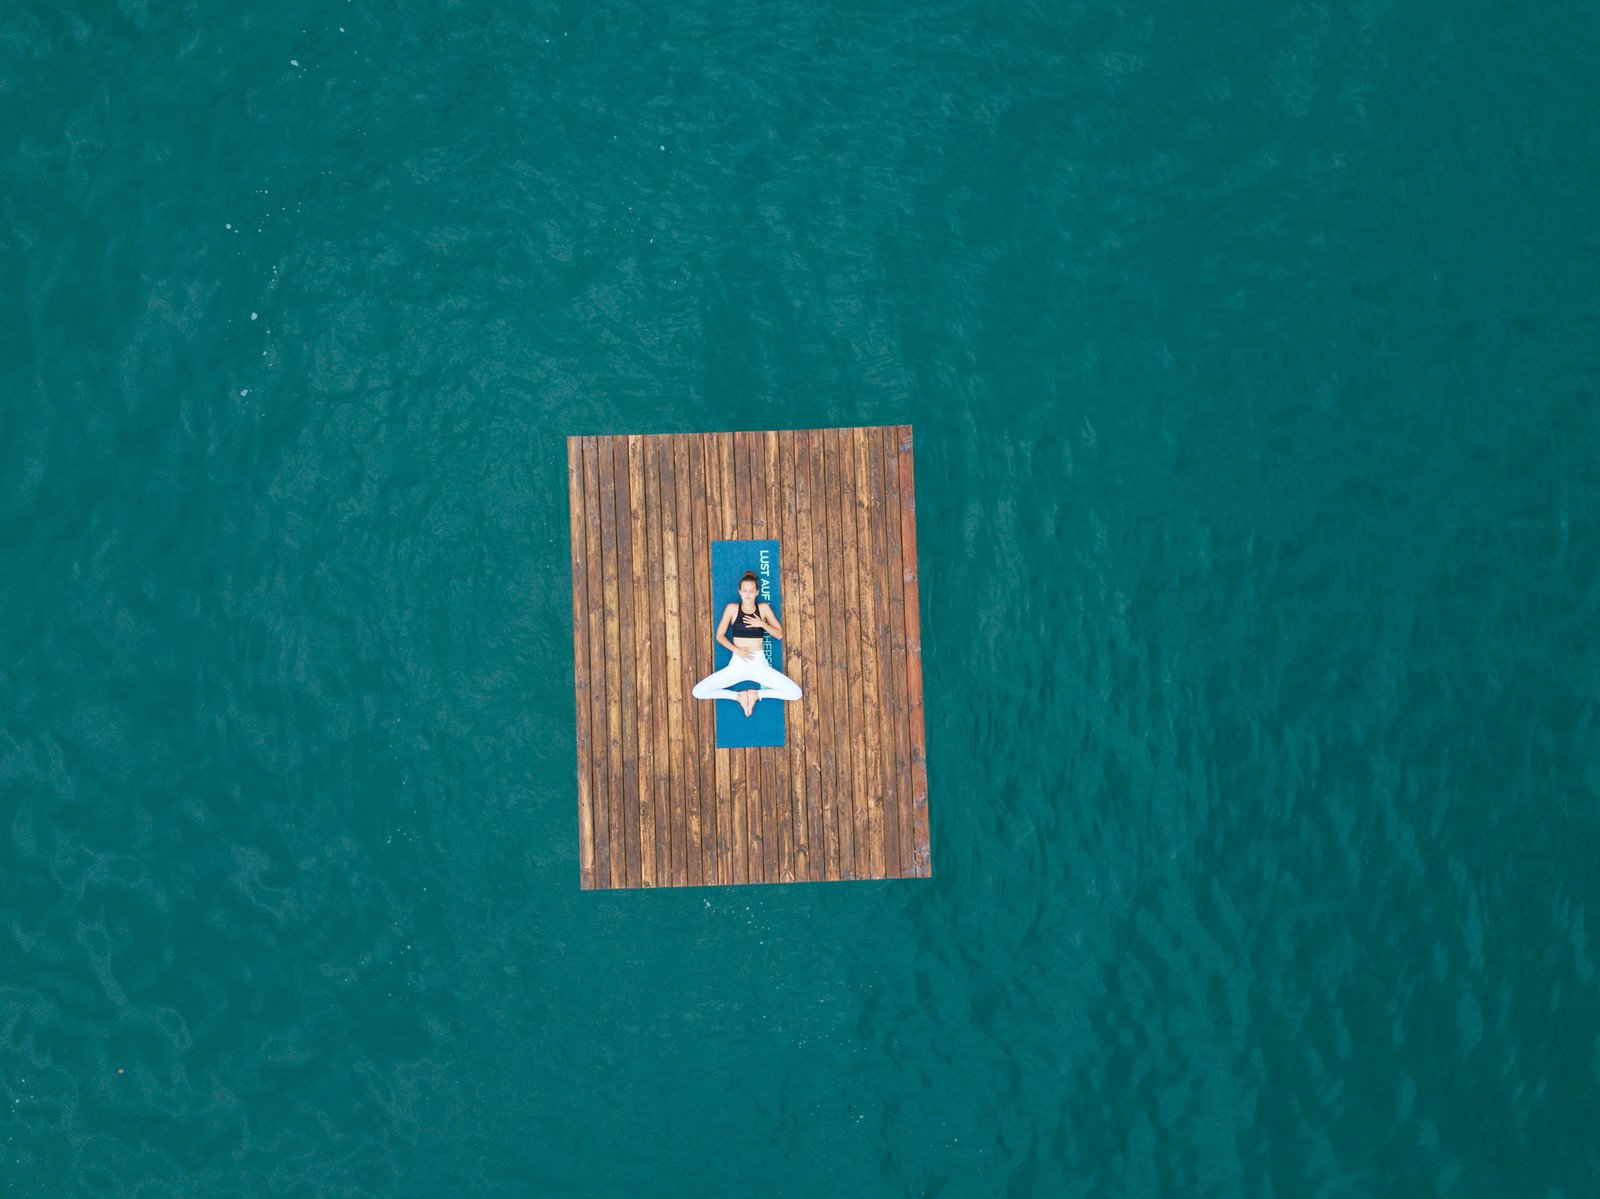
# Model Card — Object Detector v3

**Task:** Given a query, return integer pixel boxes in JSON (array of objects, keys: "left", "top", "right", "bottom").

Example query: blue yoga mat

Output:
[{"left": 709, "top": 539, "right": 786, "bottom": 748}]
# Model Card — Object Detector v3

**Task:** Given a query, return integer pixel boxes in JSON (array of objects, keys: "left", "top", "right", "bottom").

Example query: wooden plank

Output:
[
  {"left": 662, "top": 437, "right": 687, "bottom": 887},
  {"left": 710, "top": 431, "right": 733, "bottom": 885},
  {"left": 676, "top": 435, "right": 700, "bottom": 885},
  {"left": 815, "top": 426, "right": 844, "bottom": 881},
  {"left": 781, "top": 429, "right": 803, "bottom": 882},
  {"left": 898, "top": 426, "right": 931, "bottom": 875},
  {"left": 786, "top": 430, "right": 814, "bottom": 881},
  {"left": 576, "top": 439, "right": 599, "bottom": 888},
  {"left": 656, "top": 441, "right": 675, "bottom": 886},
  {"left": 614, "top": 437, "right": 641, "bottom": 887},
  {"left": 873, "top": 427, "right": 903, "bottom": 876},
  {"left": 853, "top": 428, "right": 886, "bottom": 877},
  {"left": 684, "top": 434, "right": 709, "bottom": 885},
  {"left": 696, "top": 433, "right": 722, "bottom": 886},
  {"left": 787, "top": 429, "right": 808, "bottom": 879},
  {"left": 755, "top": 430, "right": 776, "bottom": 882},
  {"left": 826, "top": 427, "right": 858, "bottom": 877},
  {"left": 576, "top": 438, "right": 601, "bottom": 890},
  {"left": 867, "top": 427, "right": 900, "bottom": 876},
  {"left": 798, "top": 429, "right": 826, "bottom": 883},
  {"left": 848, "top": 427, "right": 875, "bottom": 877},
  {"left": 845, "top": 426, "right": 873, "bottom": 879},
  {"left": 766, "top": 428, "right": 794, "bottom": 882},
  {"left": 717, "top": 431, "right": 743, "bottom": 884},
  {"left": 595, "top": 437, "right": 623, "bottom": 888},
  {"left": 851, "top": 426, "right": 874, "bottom": 878},
  {"left": 861, "top": 427, "right": 889, "bottom": 878},
  {"left": 585, "top": 440, "right": 610, "bottom": 889},
  {"left": 665, "top": 437, "right": 694, "bottom": 886},
  {"left": 643, "top": 437, "right": 669, "bottom": 885},
  {"left": 662, "top": 435, "right": 688, "bottom": 883},
  {"left": 629, "top": 436, "right": 658, "bottom": 887},
  {"left": 608, "top": 436, "right": 625, "bottom": 891},
  {"left": 806, "top": 425, "right": 844, "bottom": 877},
  {"left": 634, "top": 437, "right": 655, "bottom": 886},
  {"left": 880, "top": 426, "right": 915, "bottom": 877}
]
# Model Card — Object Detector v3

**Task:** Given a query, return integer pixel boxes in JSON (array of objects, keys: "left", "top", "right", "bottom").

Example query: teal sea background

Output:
[{"left": 4, "top": 1, "right": 1598, "bottom": 1195}]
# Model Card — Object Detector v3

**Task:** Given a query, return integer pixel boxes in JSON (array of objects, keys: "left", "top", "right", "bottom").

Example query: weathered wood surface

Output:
[{"left": 568, "top": 425, "right": 930, "bottom": 889}]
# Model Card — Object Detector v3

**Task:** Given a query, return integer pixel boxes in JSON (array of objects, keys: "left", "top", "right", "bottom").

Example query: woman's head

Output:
[{"left": 739, "top": 571, "right": 760, "bottom": 603}]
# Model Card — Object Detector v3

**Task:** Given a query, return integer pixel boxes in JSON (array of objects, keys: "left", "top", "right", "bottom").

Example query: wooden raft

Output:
[{"left": 565, "top": 425, "right": 931, "bottom": 889}]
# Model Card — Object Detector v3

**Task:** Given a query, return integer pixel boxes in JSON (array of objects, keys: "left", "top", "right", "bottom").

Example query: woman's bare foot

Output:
[{"left": 738, "top": 690, "right": 758, "bottom": 718}]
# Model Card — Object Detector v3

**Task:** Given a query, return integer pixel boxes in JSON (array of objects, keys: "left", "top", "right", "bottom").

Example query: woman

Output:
[{"left": 691, "top": 570, "right": 803, "bottom": 717}]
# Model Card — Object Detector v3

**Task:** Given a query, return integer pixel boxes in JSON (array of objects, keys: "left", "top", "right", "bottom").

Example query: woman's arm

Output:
[
  {"left": 714, "top": 604, "right": 750, "bottom": 656},
  {"left": 757, "top": 602, "right": 783, "bottom": 640}
]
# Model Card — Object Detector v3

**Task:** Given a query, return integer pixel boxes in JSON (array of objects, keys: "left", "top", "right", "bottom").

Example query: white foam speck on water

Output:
[{"left": 250, "top": 312, "right": 258, "bottom": 320}]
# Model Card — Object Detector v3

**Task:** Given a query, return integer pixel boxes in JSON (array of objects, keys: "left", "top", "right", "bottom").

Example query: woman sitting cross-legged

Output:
[{"left": 690, "top": 570, "right": 802, "bottom": 717}]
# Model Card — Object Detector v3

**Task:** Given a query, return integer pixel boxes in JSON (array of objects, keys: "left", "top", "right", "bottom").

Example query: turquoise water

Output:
[{"left": 4, "top": 1, "right": 1598, "bottom": 1194}]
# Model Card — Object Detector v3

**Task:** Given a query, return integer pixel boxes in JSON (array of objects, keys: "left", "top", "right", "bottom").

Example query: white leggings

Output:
[{"left": 692, "top": 651, "right": 803, "bottom": 702}]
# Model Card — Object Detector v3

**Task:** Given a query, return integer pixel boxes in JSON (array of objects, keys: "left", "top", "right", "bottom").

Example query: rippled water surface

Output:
[{"left": 4, "top": 1, "right": 1599, "bottom": 1195}]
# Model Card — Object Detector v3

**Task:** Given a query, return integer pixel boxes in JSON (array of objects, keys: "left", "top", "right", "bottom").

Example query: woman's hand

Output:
[{"left": 737, "top": 645, "right": 762, "bottom": 661}]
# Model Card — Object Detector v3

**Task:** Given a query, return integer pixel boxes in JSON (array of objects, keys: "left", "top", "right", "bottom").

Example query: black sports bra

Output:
[{"left": 729, "top": 602, "right": 765, "bottom": 638}]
